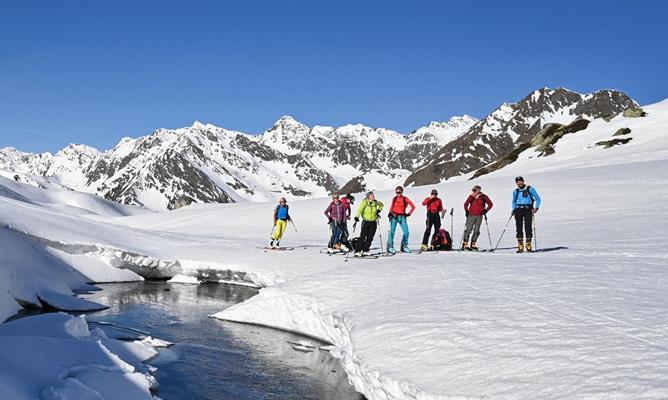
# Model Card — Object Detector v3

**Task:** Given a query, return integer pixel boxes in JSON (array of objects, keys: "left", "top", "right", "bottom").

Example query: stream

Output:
[{"left": 82, "top": 281, "right": 364, "bottom": 400}]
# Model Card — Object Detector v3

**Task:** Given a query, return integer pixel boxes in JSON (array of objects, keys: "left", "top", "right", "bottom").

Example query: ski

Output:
[
  {"left": 319, "top": 249, "right": 348, "bottom": 255},
  {"left": 258, "top": 246, "right": 294, "bottom": 251}
]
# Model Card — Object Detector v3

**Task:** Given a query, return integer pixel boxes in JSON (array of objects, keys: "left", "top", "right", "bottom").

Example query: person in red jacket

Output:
[
  {"left": 421, "top": 189, "right": 445, "bottom": 251},
  {"left": 387, "top": 186, "right": 415, "bottom": 253},
  {"left": 462, "top": 185, "right": 493, "bottom": 251}
]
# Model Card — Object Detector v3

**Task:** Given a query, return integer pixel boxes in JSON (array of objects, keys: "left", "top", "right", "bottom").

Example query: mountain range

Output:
[{"left": 0, "top": 87, "right": 638, "bottom": 210}]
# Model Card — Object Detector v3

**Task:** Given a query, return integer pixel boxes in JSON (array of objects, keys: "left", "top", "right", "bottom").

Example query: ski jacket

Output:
[
  {"left": 512, "top": 185, "right": 541, "bottom": 209},
  {"left": 274, "top": 204, "right": 290, "bottom": 223},
  {"left": 340, "top": 197, "right": 352, "bottom": 218},
  {"left": 356, "top": 199, "right": 384, "bottom": 222},
  {"left": 464, "top": 193, "right": 493, "bottom": 215},
  {"left": 325, "top": 201, "right": 347, "bottom": 223},
  {"left": 422, "top": 197, "right": 444, "bottom": 214},
  {"left": 389, "top": 195, "right": 415, "bottom": 216}
]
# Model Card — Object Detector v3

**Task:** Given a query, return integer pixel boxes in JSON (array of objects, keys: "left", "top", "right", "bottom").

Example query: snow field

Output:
[{"left": 0, "top": 99, "right": 667, "bottom": 399}]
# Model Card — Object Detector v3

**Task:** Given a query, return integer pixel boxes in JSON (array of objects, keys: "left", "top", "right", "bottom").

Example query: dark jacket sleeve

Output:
[
  {"left": 324, "top": 203, "right": 332, "bottom": 219},
  {"left": 484, "top": 195, "right": 493, "bottom": 212}
]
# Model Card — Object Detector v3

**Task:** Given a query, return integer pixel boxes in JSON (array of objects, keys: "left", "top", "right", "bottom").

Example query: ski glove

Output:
[
  {"left": 328, "top": 218, "right": 334, "bottom": 223},
  {"left": 465, "top": 211, "right": 470, "bottom": 218},
  {"left": 482, "top": 210, "right": 487, "bottom": 215},
  {"left": 354, "top": 217, "right": 360, "bottom": 222}
]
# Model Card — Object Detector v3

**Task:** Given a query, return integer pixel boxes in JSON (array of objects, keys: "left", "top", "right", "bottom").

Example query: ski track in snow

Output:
[{"left": 1, "top": 99, "right": 668, "bottom": 399}]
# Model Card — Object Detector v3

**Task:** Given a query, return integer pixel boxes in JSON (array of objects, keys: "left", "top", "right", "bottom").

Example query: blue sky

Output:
[{"left": 1, "top": 0, "right": 667, "bottom": 153}]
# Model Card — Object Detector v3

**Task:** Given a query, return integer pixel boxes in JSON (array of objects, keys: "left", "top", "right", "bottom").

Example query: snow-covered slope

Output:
[
  {"left": 405, "top": 88, "right": 637, "bottom": 185},
  {"left": 1, "top": 98, "right": 667, "bottom": 399},
  {"left": 1, "top": 114, "right": 477, "bottom": 210}
]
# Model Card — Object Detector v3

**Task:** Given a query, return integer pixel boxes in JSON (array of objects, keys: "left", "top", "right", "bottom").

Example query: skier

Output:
[
  {"left": 324, "top": 193, "right": 349, "bottom": 253},
  {"left": 421, "top": 189, "right": 445, "bottom": 251},
  {"left": 462, "top": 185, "right": 493, "bottom": 251},
  {"left": 512, "top": 176, "right": 541, "bottom": 252},
  {"left": 340, "top": 194, "right": 355, "bottom": 248},
  {"left": 387, "top": 186, "right": 415, "bottom": 254},
  {"left": 270, "top": 197, "right": 291, "bottom": 248},
  {"left": 353, "top": 191, "right": 384, "bottom": 257}
]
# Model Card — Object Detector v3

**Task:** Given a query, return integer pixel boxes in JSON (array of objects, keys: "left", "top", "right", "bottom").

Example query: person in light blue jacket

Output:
[{"left": 512, "top": 176, "right": 541, "bottom": 252}]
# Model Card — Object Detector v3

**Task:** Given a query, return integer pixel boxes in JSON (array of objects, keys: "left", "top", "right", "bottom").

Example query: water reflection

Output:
[{"left": 83, "top": 282, "right": 364, "bottom": 400}]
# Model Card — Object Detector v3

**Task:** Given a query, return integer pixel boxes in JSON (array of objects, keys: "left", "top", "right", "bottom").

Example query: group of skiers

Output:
[{"left": 269, "top": 176, "right": 541, "bottom": 256}]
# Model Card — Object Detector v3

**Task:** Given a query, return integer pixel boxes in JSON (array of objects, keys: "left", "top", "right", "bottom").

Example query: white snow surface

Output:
[
  {"left": 0, "top": 99, "right": 667, "bottom": 399},
  {"left": 0, "top": 313, "right": 158, "bottom": 400}
]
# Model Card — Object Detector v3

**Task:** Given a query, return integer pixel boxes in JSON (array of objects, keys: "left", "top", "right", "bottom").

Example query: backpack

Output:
[
  {"left": 513, "top": 185, "right": 534, "bottom": 205},
  {"left": 431, "top": 228, "right": 452, "bottom": 251}
]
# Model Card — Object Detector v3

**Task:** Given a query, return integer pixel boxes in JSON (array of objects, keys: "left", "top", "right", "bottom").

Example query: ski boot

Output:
[
  {"left": 327, "top": 247, "right": 335, "bottom": 254},
  {"left": 341, "top": 244, "right": 350, "bottom": 252},
  {"left": 401, "top": 246, "right": 412, "bottom": 253},
  {"left": 354, "top": 251, "right": 363, "bottom": 257},
  {"left": 387, "top": 246, "right": 397, "bottom": 255},
  {"left": 526, "top": 239, "right": 533, "bottom": 253},
  {"left": 462, "top": 241, "right": 470, "bottom": 251},
  {"left": 363, "top": 251, "right": 372, "bottom": 257},
  {"left": 470, "top": 242, "right": 479, "bottom": 251},
  {"left": 517, "top": 239, "right": 524, "bottom": 253},
  {"left": 270, "top": 239, "right": 275, "bottom": 248},
  {"left": 420, "top": 244, "right": 429, "bottom": 252}
]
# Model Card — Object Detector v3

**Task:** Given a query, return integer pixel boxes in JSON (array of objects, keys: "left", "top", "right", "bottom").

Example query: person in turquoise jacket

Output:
[{"left": 512, "top": 176, "right": 541, "bottom": 252}]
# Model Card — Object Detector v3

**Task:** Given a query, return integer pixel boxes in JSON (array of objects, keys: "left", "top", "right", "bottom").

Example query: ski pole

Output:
[
  {"left": 450, "top": 208, "right": 453, "bottom": 239},
  {"left": 533, "top": 213, "right": 538, "bottom": 250},
  {"left": 289, "top": 219, "right": 298, "bottom": 232},
  {"left": 492, "top": 212, "right": 514, "bottom": 252},
  {"left": 458, "top": 213, "right": 467, "bottom": 251},
  {"left": 484, "top": 214, "right": 493, "bottom": 250},
  {"left": 378, "top": 216, "right": 384, "bottom": 255}
]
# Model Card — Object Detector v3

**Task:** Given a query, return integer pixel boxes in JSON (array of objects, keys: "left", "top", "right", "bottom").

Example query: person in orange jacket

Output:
[{"left": 386, "top": 186, "right": 415, "bottom": 254}]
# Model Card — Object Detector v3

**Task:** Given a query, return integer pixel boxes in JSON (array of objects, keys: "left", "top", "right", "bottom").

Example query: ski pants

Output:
[
  {"left": 387, "top": 215, "right": 409, "bottom": 249},
  {"left": 514, "top": 207, "right": 533, "bottom": 239},
  {"left": 356, "top": 220, "right": 377, "bottom": 253},
  {"left": 340, "top": 221, "right": 350, "bottom": 245},
  {"left": 272, "top": 219, "right": 288, "bottom": 241},
  {"left": 328, "top": 221, "right": 344, "bottom": 248},
  {"left": 422, "top": 212, "right": 441, "bottom": 245},
  {"left": 463, "top": 215, "right": 483, "bottom": 243}
]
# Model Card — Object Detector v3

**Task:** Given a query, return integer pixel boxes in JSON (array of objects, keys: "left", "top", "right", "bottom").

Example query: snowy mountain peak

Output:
[
  {"left": 191, "top": 120, "right": 208, "bottom": 130},
  {"left": 272, "top": 115, "right": 307, "bottom": 129},
  {"left": 405, "top": 87, "right": 638, "bottom": 186},
  {"left": 55, "top": 143, "right": 100, "bottom": 158}
]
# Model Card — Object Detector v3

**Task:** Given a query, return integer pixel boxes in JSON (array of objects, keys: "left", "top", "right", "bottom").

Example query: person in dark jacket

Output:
[
  {"left": 512, "top": 176, "right": 541, "bottom": 252},
  {"left": 421, "top": 189, "right": 445, "bottom": 251},
  {"left": 324, "top": 193, "right": 349, "bottom": 253},
  {"left": 339, "top": 194, "right": 355, "bottom": 248},
  {"left": 462, "top": 185, "right": 493, "bottom": 251}
]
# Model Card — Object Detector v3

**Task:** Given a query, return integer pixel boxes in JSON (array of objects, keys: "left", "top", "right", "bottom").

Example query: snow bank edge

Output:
[{"left": 212, "top": 288, "right": 473, "bottom": 400}]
